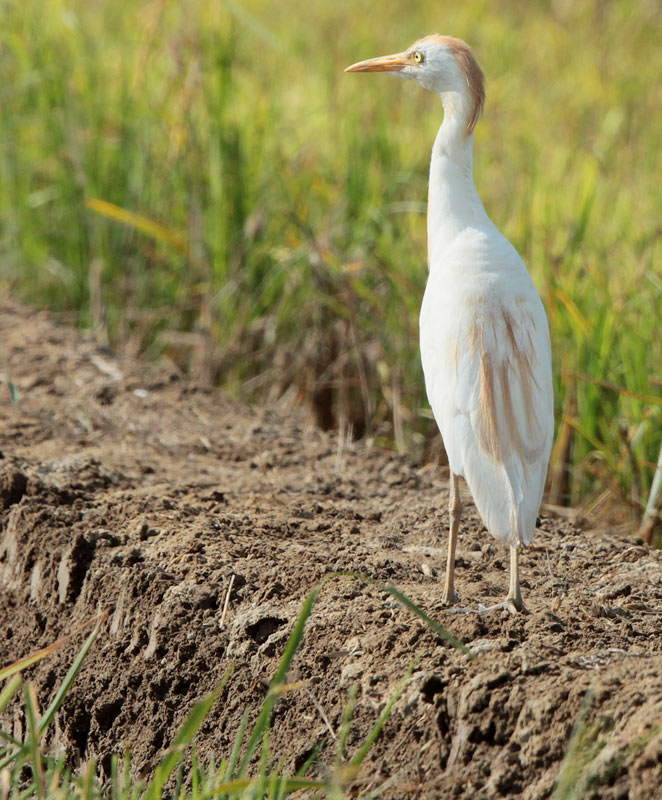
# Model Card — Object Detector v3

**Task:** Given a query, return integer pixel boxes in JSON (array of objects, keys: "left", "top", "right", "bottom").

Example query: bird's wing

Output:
[{"left": 422, "top": 265, "right": 554, "bottom": 546}]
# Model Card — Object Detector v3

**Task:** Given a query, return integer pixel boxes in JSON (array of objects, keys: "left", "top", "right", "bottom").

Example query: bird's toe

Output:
[{"left": 505, "top": 595, "right": 530, "bottom": 615}]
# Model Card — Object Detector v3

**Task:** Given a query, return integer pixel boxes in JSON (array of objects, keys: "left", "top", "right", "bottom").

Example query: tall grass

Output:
[{"left": 1, "top": 0, "right": 661, "bottom": 528}]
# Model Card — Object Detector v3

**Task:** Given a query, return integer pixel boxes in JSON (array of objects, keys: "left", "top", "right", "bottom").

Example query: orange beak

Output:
[{"left": 344, "top": 52, "right": 409, "bottom": 73}]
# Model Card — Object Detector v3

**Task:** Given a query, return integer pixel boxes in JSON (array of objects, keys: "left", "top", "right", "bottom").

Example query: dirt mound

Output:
[{"left": 1, "top": 298, "right": 661, "bottom": 798}]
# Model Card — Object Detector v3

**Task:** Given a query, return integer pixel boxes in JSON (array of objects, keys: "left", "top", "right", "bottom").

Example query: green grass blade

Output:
[
  {"left": 271, "top": 587, "right": 320, "bottom": 687},
  {"left": 110, "top": 754, "right": 120, "bottom": 800},
  {"left": 177, "top": 759, "right": 187, "bottom": 800},
  {"left": 142, "top": 664, "right": 233, "bottom": 800},
  {"left": 44, "top": 756, "right": 67, "bottom": 799},
  {"left": 254, "top": 728, "right": 270, "bottom": 799},
  {"left": 80, "top": 758, "right": 97, "bottom": 800},
  {"left": 0, "top": 611, "right": 109, "bottom": 684},
  {"left": 275, "top": 776, "right": 288, "bottom": 800},
  {"left": 123, "top": 747, "right": 136, "bottom": 800},
  {"left": 0, "top": 674, "right": 22, "bottom": 716},
  {"left": 553, "top": 689, "right": 599, "bottom": 800},
  {"left": 0, "top": 749, "right": 22, "bottom": 772},
  {"left": 362, "top": 772, "right": 402, "bottom": 799},
  {"left": 335, "top": 687, "right": 357, "bottom": 767},
  {"left": 225, "top": 705, "right": 251, "bottom": 780},
  {"left": 202, "top": 777, "right": 326, "bottom": 795},
  {"left": 294, "top": 737, "right": 324, "bottom": 778},
  {"left": 235, "top": 697, "right": 274, "bottom": 780},
  {"left": 0, "top": 676, "right": 23, "bottom": 769},
  {"left": 0, "top": 643, "right": 69, "bottom": 684},
  {"left": 0, "top": 728, "right": 22, "bottom": 748},
  {"left": 142, "top": 695, "right": 217, "bottom": 800},
  {"left": 236, "top": 586, "right": 320, "bottom": 778},
  {"left": 38, "top": 621, "right": 105, "bottom": 736},
  {"left": 17, "top": 781, "right": 39, "bottom": 800},
  {"left": 24, "top": 683, "right": 45, "bottom": 800},
  {"left": 349, "top": 659, "right": 417, "bottom": 770},
  {"left": 384, "top": 586, "right": 473, "bottom": 657}
]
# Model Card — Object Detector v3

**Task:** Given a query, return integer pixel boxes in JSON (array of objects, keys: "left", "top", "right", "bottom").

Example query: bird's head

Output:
[{"left": 345, "top": 35, "right": 485, "bottom": 135}]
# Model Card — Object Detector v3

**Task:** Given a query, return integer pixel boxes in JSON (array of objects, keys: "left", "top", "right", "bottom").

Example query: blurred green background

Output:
[{"left": 1, "top": 0, "right": 661, "bottom": 531}]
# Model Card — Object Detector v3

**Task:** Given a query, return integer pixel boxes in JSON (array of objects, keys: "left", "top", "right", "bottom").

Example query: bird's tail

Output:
[{"left": 462, "top": 448, "right": 543, "bottom": 546}]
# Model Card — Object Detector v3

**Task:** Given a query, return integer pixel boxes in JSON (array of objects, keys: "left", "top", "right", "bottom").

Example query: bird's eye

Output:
[{"left": 413, "top": 50, "right": 424, "bottom": 64}]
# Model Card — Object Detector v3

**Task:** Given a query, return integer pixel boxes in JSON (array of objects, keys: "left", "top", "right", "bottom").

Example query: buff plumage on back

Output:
[
  {"left": 424, "top": 281, "right": 553, "bottom": 547},
  {"left": 456, "top": 298, "right": 552, "bottom": 547},
  {"left": 415, "top": 35, "right": 485, "bottom": 134}
]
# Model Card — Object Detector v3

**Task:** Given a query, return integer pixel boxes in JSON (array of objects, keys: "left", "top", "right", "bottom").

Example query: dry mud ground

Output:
[{"left": 1, "top": 299, "right": 662, "bottom": 799}]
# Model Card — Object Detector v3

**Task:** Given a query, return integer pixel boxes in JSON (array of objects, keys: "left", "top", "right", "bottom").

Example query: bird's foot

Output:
[
  {"left": 441, "top": 589, "right": 459, "bottom": 607},
  {"left": 476, "top": 597, "right": 531, "bottom": 616},
  {"left": 442, "top": 592, "right": 493, "bottom": 615},
  {"left": 505, "top": 593, "right": 530, "bottom": 616}
]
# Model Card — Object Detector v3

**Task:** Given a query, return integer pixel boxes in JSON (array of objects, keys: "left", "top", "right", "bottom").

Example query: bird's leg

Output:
[
  {"left": 472, "top": 546, "right": 530, "bottom": 615},
  {"left": 505, "top": 545, "right": 529, "bottom": 614},
  {"left": 442, "top": 473, "right": 461, "bottom": 605}
]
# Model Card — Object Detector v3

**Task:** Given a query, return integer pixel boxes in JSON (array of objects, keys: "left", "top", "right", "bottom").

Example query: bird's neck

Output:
[{"left": 427, "top": 98, "right": 489, "bottom": 268}]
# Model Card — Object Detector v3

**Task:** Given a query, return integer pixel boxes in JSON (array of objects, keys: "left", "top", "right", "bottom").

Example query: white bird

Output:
[{"left": 346, "top": 35, "right": 554, "bottom": 613}]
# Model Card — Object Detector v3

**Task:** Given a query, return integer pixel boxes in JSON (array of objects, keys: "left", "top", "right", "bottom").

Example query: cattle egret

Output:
[{"left": 346, "top": 36, "right": 554, "bottom": 613}]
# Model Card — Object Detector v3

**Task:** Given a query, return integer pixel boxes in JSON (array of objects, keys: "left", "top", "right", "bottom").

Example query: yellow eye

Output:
[{"left": 413, "top": 50, "right": 424, "bottom": 64}]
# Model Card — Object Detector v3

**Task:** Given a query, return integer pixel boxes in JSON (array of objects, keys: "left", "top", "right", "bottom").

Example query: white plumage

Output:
[{"left": 347, "top": 35, "right": 554, "bottom": 612}]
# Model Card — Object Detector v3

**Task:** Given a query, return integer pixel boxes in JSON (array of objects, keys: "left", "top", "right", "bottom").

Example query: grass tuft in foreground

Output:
[{"left": 0, "top": 582, "right": 470, "bottom": 799}]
